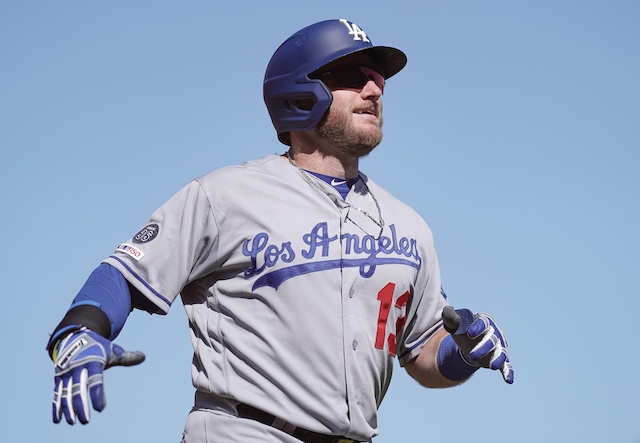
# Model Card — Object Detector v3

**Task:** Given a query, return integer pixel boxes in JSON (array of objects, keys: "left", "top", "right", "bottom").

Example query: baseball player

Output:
[{"left": 47, "top": 18, "right": 514, "bottom": 443}]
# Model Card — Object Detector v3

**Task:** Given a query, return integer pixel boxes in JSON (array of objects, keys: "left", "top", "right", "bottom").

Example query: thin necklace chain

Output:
[{"left": 286, "top": 151, "right": 385, "bottom": 239}]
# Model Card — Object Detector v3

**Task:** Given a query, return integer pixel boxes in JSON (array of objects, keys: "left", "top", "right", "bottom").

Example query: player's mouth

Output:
[{"left": 354, "top": 107, "right": 378, "bottom": 117}]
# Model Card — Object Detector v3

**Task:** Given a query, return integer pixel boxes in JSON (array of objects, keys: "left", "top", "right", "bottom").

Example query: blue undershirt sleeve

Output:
[{"left": 70, "top": 262, "right": 132, "bottom": 340}]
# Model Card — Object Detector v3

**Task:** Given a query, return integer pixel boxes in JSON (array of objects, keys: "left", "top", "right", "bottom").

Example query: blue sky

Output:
[{"left": 2, "top": 1, "right": 639, "bottom": 442}]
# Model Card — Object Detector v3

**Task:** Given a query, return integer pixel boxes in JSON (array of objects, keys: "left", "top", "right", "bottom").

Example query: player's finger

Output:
[
  {"left": 106, "top": 350, "right": 146, "bottom": 368},
  {"left": 442, "top": 306, "right": 460, "bottom": 334},
  {"left": 88, "top": 370, "right": 106, "bottom": 412},
  {"left": 501, "top": 360, "right": 514, "bottom": 384},
  {"left": 442, "top": 306, "right": 475, "bottom": 335},
  {"left": 467, "top": 315, "right": 490, "bottom": 339},
  {"left": 469, "top": 327, "right": 498, "bottom": 361},
  {"left": 52, "top": 379, "right": 63, "bottom": 424},
  {"left": 489, "top": 346, "right": 507, "bottom": 370},
  {"left": 62, "top": 377, "right": 76, "bottom": 425},
  {"left": 72, "top": 368, "right": 91, "bottom": 424}
]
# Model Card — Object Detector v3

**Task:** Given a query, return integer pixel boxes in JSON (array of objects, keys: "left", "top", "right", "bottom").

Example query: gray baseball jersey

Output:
[{"left": 103, "top": 154, "right": 447, "bottom": 440}]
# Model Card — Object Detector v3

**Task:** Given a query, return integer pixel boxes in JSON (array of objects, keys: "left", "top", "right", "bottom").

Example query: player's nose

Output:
[{"left": 361, "top": 80, "right": 383, "bottom": 100}]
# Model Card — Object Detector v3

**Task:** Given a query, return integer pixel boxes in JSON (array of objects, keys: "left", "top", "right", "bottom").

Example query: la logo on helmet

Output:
[{"left": 339, "top": 19, "right": 370, "bottom": 43}]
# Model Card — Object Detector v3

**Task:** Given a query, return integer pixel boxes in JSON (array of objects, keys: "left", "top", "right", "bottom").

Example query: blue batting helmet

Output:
[{"left": 263, "top": 19, "right": 407, "bottom": 145}]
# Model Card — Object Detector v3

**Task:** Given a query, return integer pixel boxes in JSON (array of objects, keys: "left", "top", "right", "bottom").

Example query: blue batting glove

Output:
[
  {"left": 442, "top": 306, "right": 514, "bottom": 384},
  {"left": 52, "top": 328, "right": 145, "bottom": 424}
]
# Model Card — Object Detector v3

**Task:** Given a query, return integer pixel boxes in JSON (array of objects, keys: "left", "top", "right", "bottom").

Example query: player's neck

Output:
[{"left": 285, "top": 147, "right": 359, "bottom": 179}]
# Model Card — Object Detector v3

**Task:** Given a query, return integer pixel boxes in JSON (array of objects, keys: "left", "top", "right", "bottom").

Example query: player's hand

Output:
[
  {"left": 52, "top": 328, "right": 145, "bottom": 424},
  {"left": 442, "top": 306, "right": 514, "bottom": 384}
]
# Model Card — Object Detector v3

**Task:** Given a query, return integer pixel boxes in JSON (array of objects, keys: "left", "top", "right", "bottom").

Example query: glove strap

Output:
[{"left": 46, "top": 304, "right": 111, "bottom": 359}]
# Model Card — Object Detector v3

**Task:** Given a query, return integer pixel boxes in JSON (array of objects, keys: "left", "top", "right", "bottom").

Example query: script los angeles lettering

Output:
[
  {"left": 242, "top": 233, "right": 295, "bottom": 277},
  {"left": 242, "top": 222, "right": 421, "bottom": 280},
  {"left": 243, "top": 222, "right": 337, "bottom": 278}
]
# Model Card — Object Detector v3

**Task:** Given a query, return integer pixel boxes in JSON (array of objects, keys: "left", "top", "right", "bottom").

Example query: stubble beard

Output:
[{"left": 314, "top": 106, "right": 384, "bottom": 160}]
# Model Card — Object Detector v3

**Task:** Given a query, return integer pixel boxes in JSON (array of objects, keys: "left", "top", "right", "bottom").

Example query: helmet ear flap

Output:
[
  {"left": 289, "top": 98, "right": 314, "bottom": 112},
  {"left": 263, "top": 77, "right": 333, "bottom": 145}
]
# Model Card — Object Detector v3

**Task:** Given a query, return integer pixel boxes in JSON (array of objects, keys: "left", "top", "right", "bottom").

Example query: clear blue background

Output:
[{"left": 2, "top": 1, "right": 638, "bottom": 442}]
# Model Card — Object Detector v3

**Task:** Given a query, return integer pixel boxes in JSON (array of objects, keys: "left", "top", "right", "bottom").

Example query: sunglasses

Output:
[{"left": 313, "top": 66, "right": 386, "bottom": 94}]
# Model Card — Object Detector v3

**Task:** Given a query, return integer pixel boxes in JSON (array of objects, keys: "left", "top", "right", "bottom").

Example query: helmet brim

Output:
[{"left": 313, "top": 45, "right": 407, "bottom": 80}]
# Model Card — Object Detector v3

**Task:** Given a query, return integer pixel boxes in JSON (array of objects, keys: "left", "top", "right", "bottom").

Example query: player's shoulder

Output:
[
  {"left": 361, "top": 173, "right": 433, "bottom": 230},
  {"left": 194, "top": 153, "right": 285, "bottom": 186},
  {"left": 361, "top": 174, "right": 421, "bottom": 215}
]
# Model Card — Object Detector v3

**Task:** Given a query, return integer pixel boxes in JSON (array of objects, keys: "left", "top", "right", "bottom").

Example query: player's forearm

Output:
[
  {"left": 46, "top": 263, "right": 133, "bottom": 358},
  {"left": 405, "top": 327, "right": 472, "bottom": 388}
]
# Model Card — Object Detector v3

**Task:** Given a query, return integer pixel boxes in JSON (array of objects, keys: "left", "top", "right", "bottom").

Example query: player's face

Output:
[{"left": 314, "top": 66, "right": 385, "bottom": 159}]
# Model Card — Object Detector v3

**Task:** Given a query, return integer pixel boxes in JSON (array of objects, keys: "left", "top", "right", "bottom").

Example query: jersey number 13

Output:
[{"left": 375, "top": 282, "right": 410, "bottom": 357}]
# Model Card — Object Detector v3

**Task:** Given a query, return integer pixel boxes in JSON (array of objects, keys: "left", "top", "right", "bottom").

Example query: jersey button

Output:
[
  {"left": 349, "top": 288, "right": 355, "bottom": 298},
  {"left": 352, "top": 340, "right": 358, "bottom": 350}
]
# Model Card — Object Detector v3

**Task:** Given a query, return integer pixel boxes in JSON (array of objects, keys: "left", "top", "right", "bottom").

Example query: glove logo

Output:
[
  {"left": 132, "top": 223, "right": 159, "bottom": 244},
  {"left": 56, "top": 336, "right": 87, "bottom": 370}
]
